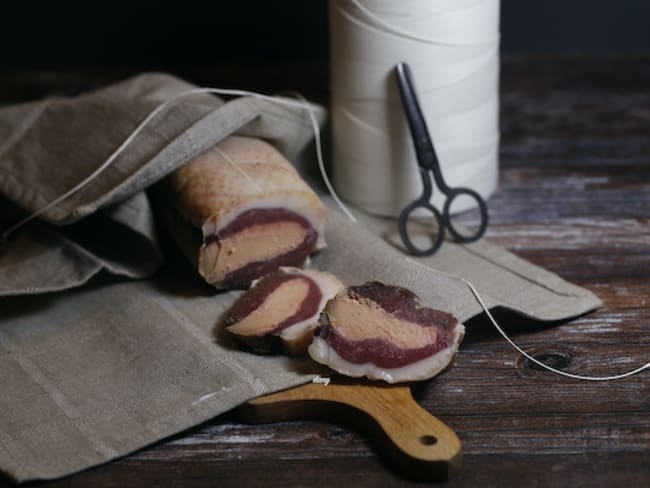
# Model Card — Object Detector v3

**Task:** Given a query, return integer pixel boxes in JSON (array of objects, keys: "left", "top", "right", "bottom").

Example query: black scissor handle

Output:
[
  {"left": 395, "top": 61, "right": 490, "bottom": 255},
  {"left": 398, "top": 200, "right": 445, "bottom": 257},
  {"left": 442, "top": 187, "right": 489, "bottom": 243}
]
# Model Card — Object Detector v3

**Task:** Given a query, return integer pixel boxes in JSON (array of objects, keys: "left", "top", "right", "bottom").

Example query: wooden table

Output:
[{"left": 1, "top": 53, "right": 649, "bottom": 487}]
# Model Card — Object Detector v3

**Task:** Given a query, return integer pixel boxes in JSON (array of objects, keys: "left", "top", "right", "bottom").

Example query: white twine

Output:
[
  {"left": 349, "top": 0, "right": 500, "bottom": 46},
  {"left": 212, "top": 146, "right": 263, "bottom": 192},
  {"left": 2, "top": 85, "right": 646, "bottom": 381},
  {"left": 0, "top": 87, "right": 355, "bottom": 243},
  {"left": 404, "top": 258, "right": 649, "bottom": 381},
  {"left": 459, "top": 276, "right": 649, "bottom": 381},
  {"left": 329, "top": 0, "right": 500, "bottom": 216}
]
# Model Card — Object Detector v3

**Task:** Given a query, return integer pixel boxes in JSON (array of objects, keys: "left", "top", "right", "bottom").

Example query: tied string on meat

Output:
[
  {"left": 1, "top": 86, "right": 647, "bottom": 382},
  {"left": 212, "top": 146, "right": 263, "bottom": 193}
]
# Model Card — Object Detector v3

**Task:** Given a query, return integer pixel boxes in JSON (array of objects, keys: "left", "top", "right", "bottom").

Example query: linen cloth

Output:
[{"left": 0, "top": 74, "right": 600, "bottom": 482}]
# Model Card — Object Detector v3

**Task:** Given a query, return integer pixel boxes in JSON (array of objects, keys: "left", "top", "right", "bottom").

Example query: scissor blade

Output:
[{"left": 394, "top": 62, "right": 439, "bottom": 171}]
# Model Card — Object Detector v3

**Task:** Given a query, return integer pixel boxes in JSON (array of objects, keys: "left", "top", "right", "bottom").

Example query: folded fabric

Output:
[
  {"left": 0, "top": 73, "right": 323, "bottom": 295},
  {"left": 0, "top": 74, "right": 600, "bottom": 482}
]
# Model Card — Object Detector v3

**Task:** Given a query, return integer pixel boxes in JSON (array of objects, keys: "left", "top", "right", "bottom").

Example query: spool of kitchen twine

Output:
[{"left": 330, "top": 0, "right": 501, "bottom": 216}]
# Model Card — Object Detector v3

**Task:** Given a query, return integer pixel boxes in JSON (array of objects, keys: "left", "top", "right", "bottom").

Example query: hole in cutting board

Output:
[{"left": 419, "top": 435, "right": 438, "bottom": 446}]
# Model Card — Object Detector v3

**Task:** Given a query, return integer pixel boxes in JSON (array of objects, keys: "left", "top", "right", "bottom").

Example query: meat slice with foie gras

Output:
[
  {"left": 224, "top": 267, "right": 344, "bottom": 355},
  {"left": 166, "top": 135, "right": 326, "bottom": 289},
  {"left": 308, "top": 282, "right": 465, "bottom": 383}
]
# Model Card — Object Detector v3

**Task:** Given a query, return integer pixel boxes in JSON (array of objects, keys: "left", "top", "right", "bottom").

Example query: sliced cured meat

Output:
[
  {"left": 308, "top": 282, "right": 465, "bottom": 383},
  {"left": 165, "top": 135, "right": 326, "bottom": 289},
  {"left": 224, "top": 267, "right": 344, "bottom": 355}
]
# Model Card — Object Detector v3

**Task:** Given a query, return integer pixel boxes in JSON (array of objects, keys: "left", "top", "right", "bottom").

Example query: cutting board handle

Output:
[{"left": 239, "top": 379, "right": 461, "bottom": 481}]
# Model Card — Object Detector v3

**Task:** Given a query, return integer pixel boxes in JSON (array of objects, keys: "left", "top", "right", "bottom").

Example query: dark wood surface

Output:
[{"left": 1, "top": 53, "right": 649, "bottom": 487}]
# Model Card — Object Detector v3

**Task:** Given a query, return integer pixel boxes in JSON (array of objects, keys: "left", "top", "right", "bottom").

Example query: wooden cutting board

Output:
[{"left": 239, "top": 377, "right": 461, "bottom": 481}]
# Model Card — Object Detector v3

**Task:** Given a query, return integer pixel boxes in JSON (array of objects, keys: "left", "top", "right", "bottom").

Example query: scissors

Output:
[{"left": 395, "top": 62, "right": 488, "bottom": 257}]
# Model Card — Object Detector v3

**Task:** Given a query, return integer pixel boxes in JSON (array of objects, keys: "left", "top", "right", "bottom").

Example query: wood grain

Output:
[
  {"left": 1, "top": 53, "right": 649, "bottom": 486},
  {"left": 240, "top": 379, "right": 462, "bottom": 481}
]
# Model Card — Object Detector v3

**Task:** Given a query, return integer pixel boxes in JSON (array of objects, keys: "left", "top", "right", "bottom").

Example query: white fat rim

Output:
[{"left": 308, "top": 323, "right": 465, "bottom": 384}]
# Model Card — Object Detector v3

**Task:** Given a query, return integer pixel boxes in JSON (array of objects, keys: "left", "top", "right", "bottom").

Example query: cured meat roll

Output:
[
  {"left": 224, "top": 267, "right": 344, "bottom": 355},
  {"left": 308, "top": 282, "right": 465, "bottom": 383},
  {"left": 166, "top": 135, "right": 326, "bottom": 289}
]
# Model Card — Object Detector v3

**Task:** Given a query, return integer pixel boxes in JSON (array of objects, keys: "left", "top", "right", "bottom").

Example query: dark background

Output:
[{"left": 2, "top": 0, "right": 650, "bottom": 70}]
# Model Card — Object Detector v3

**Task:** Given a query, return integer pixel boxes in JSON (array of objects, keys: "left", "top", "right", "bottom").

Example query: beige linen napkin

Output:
[{"left": 0, "top": 74, "right": 600, "bottom": 482}]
